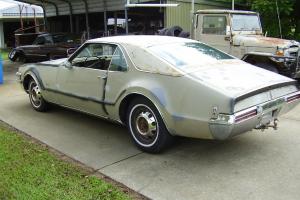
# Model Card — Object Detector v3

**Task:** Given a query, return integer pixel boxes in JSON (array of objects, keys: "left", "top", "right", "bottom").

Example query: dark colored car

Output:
[{"left": 9, "top": 33, "right": 80, "bottom": 63}]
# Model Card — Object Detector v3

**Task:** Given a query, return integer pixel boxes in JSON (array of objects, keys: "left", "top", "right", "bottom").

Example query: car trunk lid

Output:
[{"left": 187, "top": 59, "right": 297, "bottom": 112}]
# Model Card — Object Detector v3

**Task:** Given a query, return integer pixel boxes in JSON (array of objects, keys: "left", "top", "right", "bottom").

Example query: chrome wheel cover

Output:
[
  {"left": 29, "top": 82, "right": 42, "bottom": 108},
  {"left": 129, "top": 104, "right": 159, "bottom": 147}
]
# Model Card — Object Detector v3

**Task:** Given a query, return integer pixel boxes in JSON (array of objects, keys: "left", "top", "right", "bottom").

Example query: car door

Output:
[
  {"left": 39, "top": 35, "right": 55, "bottom": 59},
  {"left": 26, "top": 36, "right": 47, "bottom": 60},
  {"left": 56, "top": 43, "right": 117, "bottom": 116},
  {"left": 104, "top": 45, "right": 130, "bottom": 119}
]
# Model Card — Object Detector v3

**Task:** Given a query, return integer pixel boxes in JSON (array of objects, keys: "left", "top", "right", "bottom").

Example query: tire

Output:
[
  {"left": 157, "top": 28, "right": 168, "bottom": 35},
  {"left": 8, "top": 49, "right": 18, "bottom": 61},
  {"left": 178, "top": 31, "right": 190, "bottom": 38},
  {"left": 28, "top": 79, "right": 49, "bottom": 112},
  {"left": 166, "top": 26, "right": 183, "bottom": 37},
  {"left": 255, "top": 62, "right": 279, "bottom": 73},
  {"left": 126, "top": 97, "right": 173, "bottom": 153}
]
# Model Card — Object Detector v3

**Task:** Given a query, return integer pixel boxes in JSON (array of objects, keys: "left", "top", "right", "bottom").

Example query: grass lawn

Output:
[
  {"left": 0, "top": 49, "right": 9, "bottom": 61},
  {"left": 0, "top": 123, "right": 132, "bottom": 200}
]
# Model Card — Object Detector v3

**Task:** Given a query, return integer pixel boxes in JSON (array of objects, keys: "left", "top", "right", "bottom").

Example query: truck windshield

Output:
[
  {"left": 232, "top": 14, "right": 261, "bottom": 31},
  {"left": 148, "top": 42, "right": 233, "bottom": 68}
]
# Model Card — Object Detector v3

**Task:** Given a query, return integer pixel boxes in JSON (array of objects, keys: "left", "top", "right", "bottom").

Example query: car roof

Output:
[
  {"left": 87, "top": 35, "right": 196, "bottom": 47},
  {"left": 196, "top": 9, "right": 257, "bottom": 15}
]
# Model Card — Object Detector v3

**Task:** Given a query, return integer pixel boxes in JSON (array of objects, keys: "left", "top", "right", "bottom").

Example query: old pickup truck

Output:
[{"left": 161, "top": 10, "right": 300, "bottom": 79}]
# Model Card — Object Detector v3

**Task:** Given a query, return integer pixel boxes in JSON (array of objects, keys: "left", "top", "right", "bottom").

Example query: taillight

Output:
[
  {"left": 235, "top": 109, "right": 257, "bottom": 123},
  {"left": 286, "top": 94, "right": 300, "bottom": 103}
]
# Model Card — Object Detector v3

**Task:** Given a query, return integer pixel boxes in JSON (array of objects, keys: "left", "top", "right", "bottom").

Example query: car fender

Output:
[
  {"left": 22, "top": 67, "right": 45, "bottom": 92},
  {"left": 113, "top": 81, "right": 184, "bottom": 136}
]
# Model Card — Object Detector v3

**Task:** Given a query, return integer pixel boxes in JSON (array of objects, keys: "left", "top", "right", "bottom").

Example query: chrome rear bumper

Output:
[{"left": 209, "top": 91, "right": 300, "bottom": 140}]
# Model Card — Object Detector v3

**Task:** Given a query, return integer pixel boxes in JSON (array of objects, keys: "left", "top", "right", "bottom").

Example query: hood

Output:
[
  {"left": 40, "top": 58, "right": 68, "bottom": 66},
  {"left": 188, "top": 59, "right": 295, "bottom": 98},
  {"left": 232, "top": 35, "right": 299, "bottom": 49}
]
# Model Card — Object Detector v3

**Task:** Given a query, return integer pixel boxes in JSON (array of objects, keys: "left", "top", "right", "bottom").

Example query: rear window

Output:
[{"left": 148, "top": 42, "right": 233, "bottom": 69}]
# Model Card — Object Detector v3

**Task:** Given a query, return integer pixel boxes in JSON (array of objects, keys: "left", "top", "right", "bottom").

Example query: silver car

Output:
[{"left": 16, "top": 36, "right": 300, "bottom": 153}]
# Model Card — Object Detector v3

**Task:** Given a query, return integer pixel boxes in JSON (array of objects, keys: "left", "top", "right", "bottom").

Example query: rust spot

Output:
[{"left": 255, "top": 36, "right": 290, "bottom": 46}]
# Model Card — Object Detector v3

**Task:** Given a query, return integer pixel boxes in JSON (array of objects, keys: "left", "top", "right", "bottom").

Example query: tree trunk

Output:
[{"left": 294, "top": 0, "right": 300, "bottom": 40}]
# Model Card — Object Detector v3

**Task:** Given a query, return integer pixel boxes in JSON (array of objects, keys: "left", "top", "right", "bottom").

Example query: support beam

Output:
[
  {"left": 41, "top": 5, "right": 48, "bottom": 31},
  {"left": 114, "top": 12, "right": 117, "bottom": 35},
  {"left": 82, "top": 0, "right": 90, "bottom": 39},
  {"left": 125, "top": 7, "right": 128, "bottom": 34},
  {"left": 59, "top": 0, "right": 73, "bottom": 33},
  {"left": 39, "top": 0, "right": 59, "bottom": 16},
  {"left": 103, "top": 0, "right": 107, "bottom": 36},
  {"left": 18, "top": 0, "right": 58, "bottom": 16}
]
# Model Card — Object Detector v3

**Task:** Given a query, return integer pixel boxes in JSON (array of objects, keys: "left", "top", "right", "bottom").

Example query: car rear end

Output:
[{"left": 209, "top": 82, "right": 300, "bottom": 140}]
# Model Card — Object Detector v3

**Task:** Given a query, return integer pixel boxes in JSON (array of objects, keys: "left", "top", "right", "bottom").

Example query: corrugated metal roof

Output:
[
  {"left": 0, "top": 0, "right": 43, "bottom": 18},
  {"left": 14, "top": 0, "right": 156, "bottom": 17}
]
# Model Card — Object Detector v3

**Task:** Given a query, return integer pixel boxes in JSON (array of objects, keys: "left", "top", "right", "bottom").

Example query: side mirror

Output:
[
  {"left": 224, "top": 25, "right": 231, "bottom": 41},
  {"left": 67, "top": 48, "right": 77, "bottom": 57},
  {"left": 226, "top": 25, "right": 231, "bottom": 36}
]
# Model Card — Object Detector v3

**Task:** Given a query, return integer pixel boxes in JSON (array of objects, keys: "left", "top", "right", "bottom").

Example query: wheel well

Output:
[
  {"left": 23, "top": 75, "right": 34, "bottom": 92},
  {"left": 119, "top": 94, "right": 150, "bottom": 124}
]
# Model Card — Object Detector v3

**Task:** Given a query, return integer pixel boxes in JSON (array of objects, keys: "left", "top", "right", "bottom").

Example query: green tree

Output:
[
  {"left": 223, "top": 0, "right": 299, "bottom": 40},
  {"left": 251, "top": 0, "right": 295, "bottom": 39}
]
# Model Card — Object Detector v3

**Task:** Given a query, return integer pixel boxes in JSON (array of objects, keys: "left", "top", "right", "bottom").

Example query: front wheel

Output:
[
  {"left": 126, "top": 98, "right": 173, "bottom": 153},
  {"left": 28, "top": 80, "right": 49, "bottom": 112},
  {"left": 8, "top": 49, "right": 18, "bottom": 61}
]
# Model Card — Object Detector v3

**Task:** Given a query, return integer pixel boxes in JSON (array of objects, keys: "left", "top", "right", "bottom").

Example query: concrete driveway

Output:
[{"left": 1, "top": 61, "right": 300, "bottom": 200}]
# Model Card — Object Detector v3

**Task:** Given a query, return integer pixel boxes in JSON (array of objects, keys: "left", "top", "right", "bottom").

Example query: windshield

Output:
[
  {"left": 148, "top": 42, "right": 233, "bottom": 69},
  {"left": 232, "top": 14, "right": 261, "bottom": 31}
]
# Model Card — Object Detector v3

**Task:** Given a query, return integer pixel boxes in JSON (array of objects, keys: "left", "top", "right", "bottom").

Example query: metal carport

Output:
[{"left": 14, "top": 0, "right": 167, "bottom": 39}]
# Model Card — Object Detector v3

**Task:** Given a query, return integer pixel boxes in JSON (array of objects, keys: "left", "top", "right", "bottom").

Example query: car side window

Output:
[
  {"left": 33, "top": 36, "right": 45, "bottom": 45},
  {"left": 202, "top": 16, "right": 226, "bottom": 35},
  {"left": 109, "top": 47, "right": 127, "bottom": 72},
  {"left": 70, "top": 43, "right": 117, "bottom": 70},
  {"left": 44, "top": 35, "right": 53, "bottom": 44}
]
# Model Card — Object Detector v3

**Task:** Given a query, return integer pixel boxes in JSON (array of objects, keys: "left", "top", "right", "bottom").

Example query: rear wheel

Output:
[
  {"left": 126, "top": 98, "right": 173, "bottom": 153},
  {"left": 28, "top": 80, "right": 49, "bottom": 112}
]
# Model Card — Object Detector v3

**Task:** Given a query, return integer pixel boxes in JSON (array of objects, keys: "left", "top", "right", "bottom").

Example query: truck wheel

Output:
[
  {"left": 8, "top": 49, "right": 18, "bottom": 61},
  {"left": 126, "top": 97, "right": 173, "bottom": 153},
  {"left": 166, "top": 26, "right": 183, "bottom": 37},
  {"left": 157, "top": 28, "right": 168, "bottom": 35},
  {"left": 178, "top": 31, "right": 190, "bottom": 38},
  {"left": 255, "top": 62, "right": 278, "bottom": 73}
]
